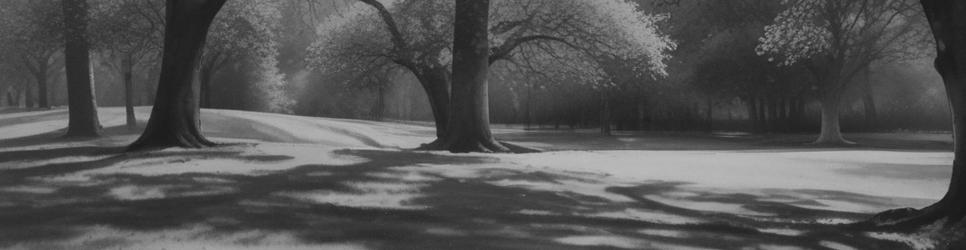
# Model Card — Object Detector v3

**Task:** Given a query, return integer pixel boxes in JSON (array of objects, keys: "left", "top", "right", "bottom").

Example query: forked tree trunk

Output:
[
  {"left": 123, "top": 53, "right": 136, "bottom": 129},
  {"left": 814, "top": 92, "right": 850, "bottom": 144},
  {"left": 128, "top": 0, "right": 227, "bottom": 150},
  {"left": 443, "top": 0, "right": 508, "bottom": 153},
  {"left": 414, "top": 67, "right": 451, "bottom": 148},
  {"left": 63, "top": 0, "right": 101, "bottom": 138}
]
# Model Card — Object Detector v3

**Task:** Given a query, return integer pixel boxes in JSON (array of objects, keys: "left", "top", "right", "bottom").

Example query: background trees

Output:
[
  {"left": 0, "top": 0, "right": 64, "bottom": 109},
  {"left": 757, "top": 0, "right": 930, "bottom": 144}
]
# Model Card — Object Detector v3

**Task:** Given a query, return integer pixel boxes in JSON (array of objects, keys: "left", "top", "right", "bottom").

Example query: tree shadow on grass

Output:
[{"left": 0, "top": 146, "right": 918, "bottom": 249}]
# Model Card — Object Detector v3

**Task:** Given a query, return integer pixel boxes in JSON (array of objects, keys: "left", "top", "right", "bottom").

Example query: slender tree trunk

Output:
[
  {"left": 637, "top": 100, "right": 647, "bottom": 130},
  {"left": 123, "top": 53, "right": 137, "bottom": 129},
  {"left": 747, "top": 97, "right": 758, "bottom": 132},
  {"left": 63, "top": 0, "right": 101, "bottom": 138},
  {"left": 706, "top": 95, "right": 713, "bottom": 132},
  {"left": 371, "top": 84, "right": 386, "bottom": 120},
  {"left": 863, "top": 69, "right": 877, "bottom": 130},
  {"left": 443, "top": 0, "right": 507, "bottom": 153},
  {"left": 525, "top": 84, "right": 533, "bottom": 129},
  {"left": 5, "top": 91, "right": 15, "bottom": 106},
  {"left": 36, "top": 66, "right": 49, "bottom": 109},
  {"left": 600, "top": 91, "right": 612, "bottom": 135},
  {"left": 24, "top": 85, "right": 34, "bottom": 108},
  {"left": 129, "top": 0, "right": 227, "bottom": 150},
  {"left": 814, "top": 92, "right": 850, "bottom": 144}
]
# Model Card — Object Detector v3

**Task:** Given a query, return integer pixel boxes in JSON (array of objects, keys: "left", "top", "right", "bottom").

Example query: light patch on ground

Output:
[
  {"left": 758, "top": 228, "right": 805, "bottom": 236},
  {"left": 5, "top": 224, "right": 369, "bottom": 250},
  {"left": 867, "top": 232, "right": 937, "bottom": 250},
  {"left": 554, "top": 235, "right": 715, "bottom": 250},
  {"left": 0, "top": 185, "right": 58, "bottom": 194},
  {"left": 793, "top": 199, "right": 881, "bottom": 214},
  {"left": 424, "top": 227, "right": 467, "bottom": 236},
  {"left": 278, "top": 181, "right": 428, "bottom": 210},
  {"left": 366, "top": 171, "right": 441, "bottom": 182},
  {"left": 1, "top": 156, "right": 114, "bottom": 170},
  {"left": 814, "top": 218, "right": 857, "bottom": 225},
  {"left": 754, "top": 244, "right": 806, "bottom": 250},
  {"left": 487, "top": 178, "right": 636, "bottom": 203},
  {"left": 516, "top": 209, "right": 558, "bottom": 216},
  {"left": 644, "top": 195, "right": 774, "bottom": 217},
  {"left": 40, "top": 144, "right": 367, "bottom": 184},
  {"left": 638, "top": 229, "right": 688, "bottom": 238},
  {"left": 110, "top": 184, "right": 236, "bottom": 200},
  {"left": 820, "top": 241, "right": 857, "bottom": 250},
  {"left": 110, "top": 185, "right": 166, "bottom": 200},
  {"left": 504, "top": 150, "right": 950, "bottom": 201},
  {"left": 588, "top": 208, "right": 705, "bottom": 225}
]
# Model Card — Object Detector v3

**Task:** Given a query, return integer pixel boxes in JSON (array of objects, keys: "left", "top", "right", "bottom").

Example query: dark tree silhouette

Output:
[
  {"left": 128, "top": 0, "right": 227, "bottom": 150},
  {"left": 867, "top": 0, "right": 966, "bottom": 231},
  {"left": 62, "top": 0, "right": 101, "bottom": 137}
]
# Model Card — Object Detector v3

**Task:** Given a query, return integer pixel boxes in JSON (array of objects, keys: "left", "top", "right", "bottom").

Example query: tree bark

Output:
[
  {"left": 36, "top": 66, "right": 49, "bottom": 109},
  {"left": 414, "top": 67, "right": 451, "bottom": 148},
  {"left": 63, "top": 0, "right": 102, "bottom": 138},
  {"left": 863, "top": 69, "right": 878, "bottom": 130},
  {"left": 128, "top": 0, "right": 227, "bottom": 150},
  {"left": 600, "top": 91, "right": 612, "bottom": 136},
  {"left": 443, "top": 0, "right": 507, "bottom": 153},
  {"left": 814, "top": 92, "right": 851, "bottom": 144},
  {"left": 123, "top": 53, "right": 137, "bottom": 129},
  {"left": 866, "top": 0, "right": 966, "bottom": 230}
]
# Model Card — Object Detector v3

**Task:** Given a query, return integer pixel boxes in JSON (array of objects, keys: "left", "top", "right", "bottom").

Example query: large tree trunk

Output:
[
  {"left": 123, "top": 53, "right": 137, "bottom": 129},
  {"left": 128, "top": 0, "right": 227, "bottom": 150},
  {"left": 63, "top": 0, "right": 102, "bottom": 138},
  {"left": 443, "top": 0, "right": 507, "bottom": 153},
  {"left": 867, "top": 0, "right": 966, "bottom": 230},
  {"left": 814, "top": 92, "right": 851, "bottom": 144}
]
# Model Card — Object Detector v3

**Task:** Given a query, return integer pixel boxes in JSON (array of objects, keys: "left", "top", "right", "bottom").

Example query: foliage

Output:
[{"left": 306, "top": 0, "right": 675, "bottom": 90}]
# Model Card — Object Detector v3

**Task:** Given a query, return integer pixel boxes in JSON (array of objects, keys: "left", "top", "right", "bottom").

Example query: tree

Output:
[
  {"left": 309, "top": 0, "right": 674, "bottom": 149},
  {"left": 865, "top": 0, "right": 966, "bottom": 235},
  {"left": 0, "top": 0, "right": 63, "bottom": 109},
  {"left": 62, "top": 0, "right": 103, "bottom": 137},
  {"left": 92, "top": 0, "right": 165, "bottom": 129},
  {"left": 128, "top": 0, "right": 227, "bottom": 150},
  {"left": 757, "top": 0, "right": 927, "bottom": 144}
]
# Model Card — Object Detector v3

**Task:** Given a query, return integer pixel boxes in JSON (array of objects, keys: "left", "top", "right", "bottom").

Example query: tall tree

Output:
[
  {"left": 128, "top": 0, "right": 227, "bottom": 150},
  {"left": 868, "top": 0, "right": 966, "bottom": 233},
  {"left": 309, "top": 0, "right": 673, "bottom": 149},
  {"left": 444, "top": 0, "right": 503, "bottom": 152},
  {"left": 62, "top": 0, "right": 103, "bottom": 137},
  {"left": 758, "top": 0, "right": 927, "bottom": 144}
]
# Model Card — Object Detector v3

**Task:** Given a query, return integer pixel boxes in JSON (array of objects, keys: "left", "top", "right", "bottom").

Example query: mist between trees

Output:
[{"left": 0, "top": 0, "right": 946, "bottom": 138}]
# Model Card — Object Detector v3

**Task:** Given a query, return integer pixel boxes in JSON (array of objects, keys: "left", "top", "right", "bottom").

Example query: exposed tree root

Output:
[
  {"left": 416, "top": 138, "right": 542, "bottom": 154},
  {"left": 127, "top": 131, "right": 217, "bottom": 151}
]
